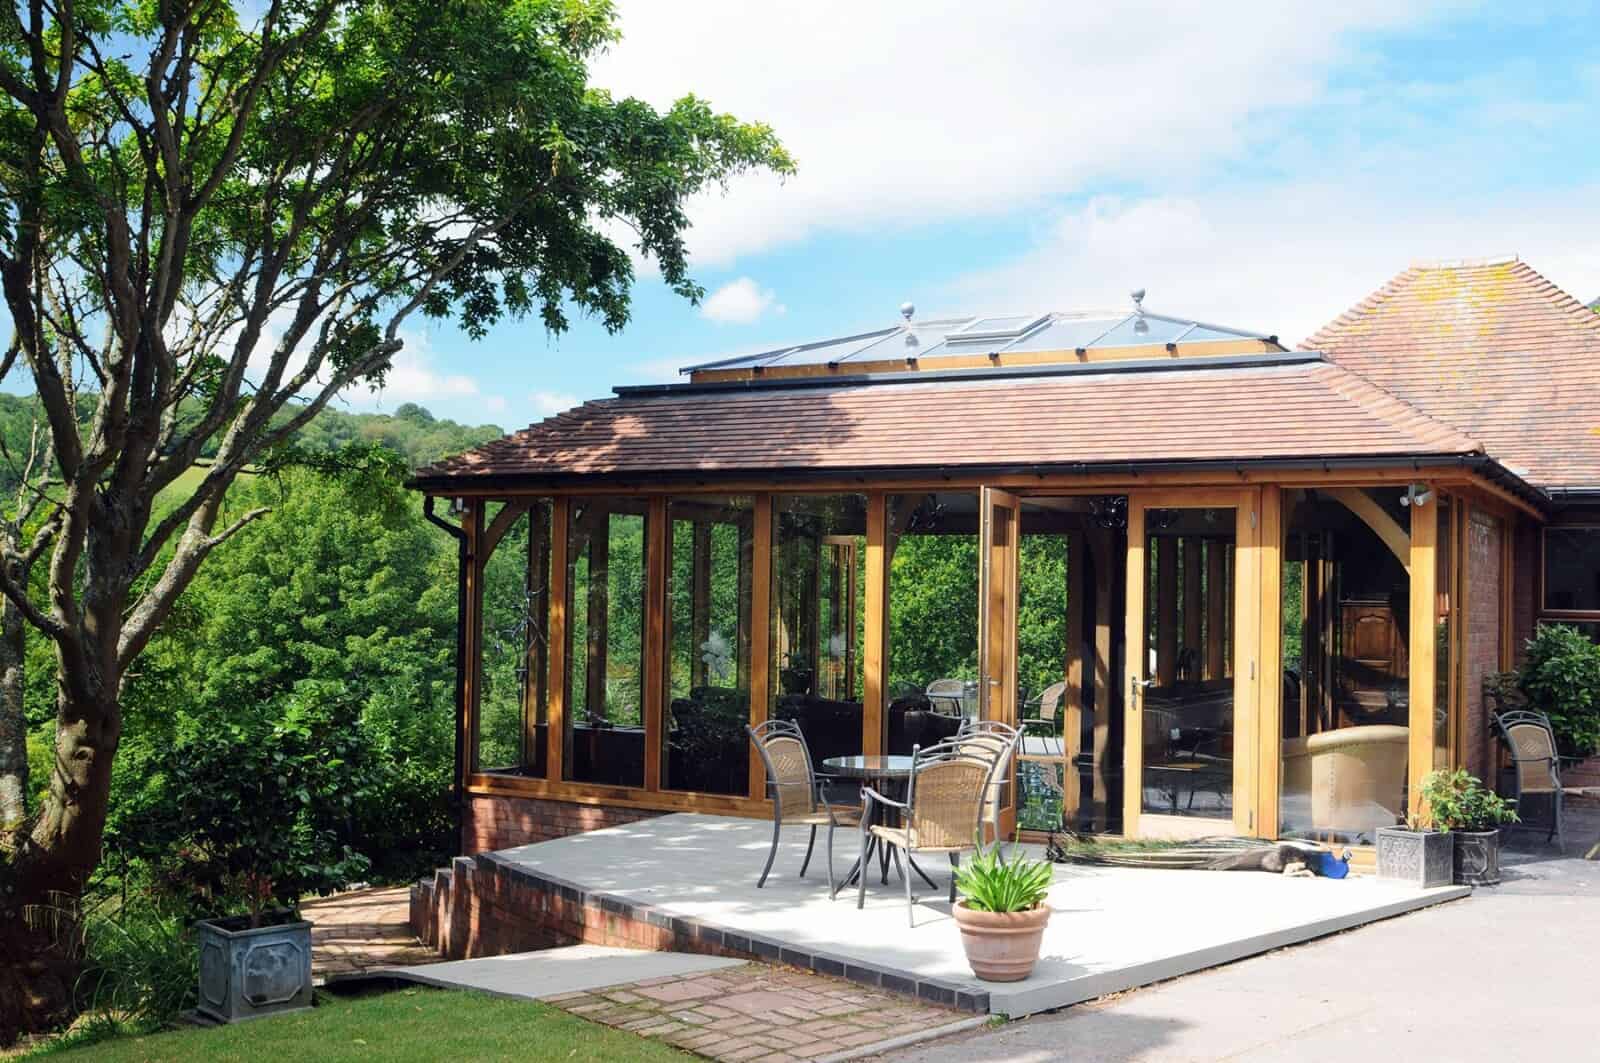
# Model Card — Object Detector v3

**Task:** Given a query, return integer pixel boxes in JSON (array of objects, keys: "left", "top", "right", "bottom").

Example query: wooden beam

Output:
[
  {"left": 1408, "top": 492, "right": 1439, "bottom": 825},
  {"left": 462, "top": 501, "right": 483, "bottom": 782},
  {"left": 1255, "top": 486, "right": 1283, "bottom": 840},
  {"left": 481, "top": 498, "right": 533, "bottom": 560},
  {"left": 1325, "top": 487, "right": 1411, "bottom": 575},
  {"left": 863, "top": 493, "right": 887, "bottom": 757},
  {"left": 748, "top": 496, "right": 773, "bottom": 800},
  {"left": 1156, "top": 536, "right": 1178, "bottom": 687},
  {"left": 1123, "top": 503, "right": 1147, "bottom": 839},
  {"left": 429, "top": 462, "right": 1504, "bottom": 501},
  {"left": 643, "top": 497, "right": 667, "bottom": 792},
  {"left": 525, "top": 502, "right": 550, "bottom": 775},
  {"left": 547, "top": 498, "right": 570, "bottom": 782}
]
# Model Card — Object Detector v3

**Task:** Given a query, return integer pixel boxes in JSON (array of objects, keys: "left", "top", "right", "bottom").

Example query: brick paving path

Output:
[
  {"left": 302, "top": 885, "right": 438, "bottom": 981},
  {"left": 545, "top": 961, "right": 974, "bottom": 1062}
]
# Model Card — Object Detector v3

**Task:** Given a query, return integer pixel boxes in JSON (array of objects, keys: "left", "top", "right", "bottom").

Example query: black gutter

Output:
[
  {"left": 411, "top": 451, "right": 1548, "bottom": 511},
  {"left": 423, "top": 495, "right": 469, "bottom": 849},
  {"left": 611, "top": 350, "right": 1326, "bottom": 398}
]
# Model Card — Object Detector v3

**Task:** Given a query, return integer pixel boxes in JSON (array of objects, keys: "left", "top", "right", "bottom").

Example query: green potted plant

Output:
[
  {"left": 1419, "top": 769, "right": 1518, "bottom": 886},
  {"left": 1375, "top": 808, "right": 1454, "bottom": 889},
  {"left": 952, "top": 841, "right": 1054, "bottom": 982}
]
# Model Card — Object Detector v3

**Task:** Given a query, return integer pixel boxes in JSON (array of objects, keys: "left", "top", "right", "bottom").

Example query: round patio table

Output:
[{"left": 821, "top": 755, "right": 939, "bottom": 893}]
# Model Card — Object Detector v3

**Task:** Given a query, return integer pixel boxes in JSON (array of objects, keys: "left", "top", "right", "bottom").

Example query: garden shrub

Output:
[{"left": 1519, "top": 624, "right": 1600, "bottom": 759}]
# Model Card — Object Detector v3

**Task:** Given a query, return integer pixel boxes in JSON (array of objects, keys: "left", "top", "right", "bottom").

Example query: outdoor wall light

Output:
[
  {"left": 1399, "top": 484, "right": 1432, "bottom": 507},
  {"left": 450, "top": 497, "right": 467, "bottom": 515}
]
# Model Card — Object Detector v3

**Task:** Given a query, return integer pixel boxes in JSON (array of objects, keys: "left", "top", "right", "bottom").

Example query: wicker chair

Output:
[
  {"left": 856, "top": 738, "right": 997, "bottom": 926},
  {"left": 1492, "top": 708, "right": 1567, "bottom": 844},
  {"left": 926, "top": 678, "right": 971, "bottom": 717},
  {"left": 746, "top": 720, "right": 859, "bottom": 891},
  {"left": 1021, "top": 681, "right": 1068, "bottom": 737},
  {"left": 957, "top": 719, "right": 1023, "bottom": 849}
]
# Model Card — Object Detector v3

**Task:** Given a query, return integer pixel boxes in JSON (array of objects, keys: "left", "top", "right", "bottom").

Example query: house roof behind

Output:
[
  {"left": 1304, "top": 258, "right": 1600, "bottom": 490},
  {"left": 413, "top": 357, "right": 1482, "bottom": 487}
]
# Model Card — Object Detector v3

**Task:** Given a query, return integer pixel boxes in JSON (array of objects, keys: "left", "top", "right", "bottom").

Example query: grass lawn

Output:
[{"left": 35, "top": 986, "right": 691, "bottom": 1062}]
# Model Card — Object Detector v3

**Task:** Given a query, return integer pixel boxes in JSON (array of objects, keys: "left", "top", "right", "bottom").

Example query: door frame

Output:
[
  {"left": 1123, "top": 488, "right": 1261, "bottom": 840},
  {"left": 979, "top": 485, "right": 1022, "bottom": 839}
]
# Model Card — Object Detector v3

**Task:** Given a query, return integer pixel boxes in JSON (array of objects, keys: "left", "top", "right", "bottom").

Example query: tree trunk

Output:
[
  {"left": 9, "top": 690, "right": 121, "bottom": 909},
  {"left": 0, "top": 592, "right": 25, "bottom": 841}
]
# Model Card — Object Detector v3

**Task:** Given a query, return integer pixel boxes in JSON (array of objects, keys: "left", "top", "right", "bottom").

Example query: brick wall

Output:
[
  {"left": 1511, "top": 518, "right": 1538, "bottom": 666},
  {"left": 1464, "top": 512, "right": 1503, "bottom": 781},
  {"left": 460, "top": 793, "right": 662, "bottom": 855},
  {"left": 409, "top": 850, "right": 753, "bottom": 962}
]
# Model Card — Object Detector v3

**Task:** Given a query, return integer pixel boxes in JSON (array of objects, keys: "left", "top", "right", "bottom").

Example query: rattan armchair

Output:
[
  {"left": 1021, "top": 681, "right": 1067, "bottom": 737},
  {"left": 957, "top": 719, "right": 1023, "bottom": 850},
  {"left": 1493, "top": 708, "right": 1567, "bottom": 844},
  {"left": 747, "top": 720, "right": 859, "bottom": 892},
  {"left": 926, "top": 678, "right": 971, "bottom": 717},
  {"left": 856, "top": 738, "right": 997, "bottom": 926}
]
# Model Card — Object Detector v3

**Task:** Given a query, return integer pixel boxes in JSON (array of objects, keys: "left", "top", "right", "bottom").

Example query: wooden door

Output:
[
  {"left": 1125, "top": 491, "right": 1254, "bottom": 840},
  {"left": 979, "top": 486, "right": 1021, "bottom": 839}
]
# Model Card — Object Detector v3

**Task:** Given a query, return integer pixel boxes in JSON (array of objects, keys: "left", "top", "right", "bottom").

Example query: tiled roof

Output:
[
  {"left": 1304, "top": 259, "right": 1600, "bottom": 489},
  {"left": 414, "top": 358, "right": 1480, "bottom": 485}
]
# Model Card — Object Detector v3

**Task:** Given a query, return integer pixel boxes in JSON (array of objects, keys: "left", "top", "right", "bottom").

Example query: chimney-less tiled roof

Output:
[
  {"left": 413, "top": 358, "right": 1481, "bottom": 486},
  {"left": 1304, "top": 258, "right": 1600, "bottom": 490}
]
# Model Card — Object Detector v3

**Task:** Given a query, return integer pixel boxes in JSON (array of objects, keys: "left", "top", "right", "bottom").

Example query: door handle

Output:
[{"left": 1129, "top": 675, "right": 1154, "bottom": 701}]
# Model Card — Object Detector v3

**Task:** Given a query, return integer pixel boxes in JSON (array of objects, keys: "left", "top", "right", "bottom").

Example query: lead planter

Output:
[
  {"left": 1375, "top": 827, "right": 1454, "bottom": 888},
  {"left": 196, "top": 911, "right": 313, "bottom": 1023},
  {"left": 952, "top": 902, "right": 1051, "bottom": 982},
  {"left": 1451, "top": 829, "right": 1502, "bottom": 886}
]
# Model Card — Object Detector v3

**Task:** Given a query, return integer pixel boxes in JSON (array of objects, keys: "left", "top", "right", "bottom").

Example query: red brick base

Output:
[
  {"left": 460, "top": 793, "right": 662, "bottom": 855},
  {"left": 409, "top": 850, "right": 753, "bottom": 962}
]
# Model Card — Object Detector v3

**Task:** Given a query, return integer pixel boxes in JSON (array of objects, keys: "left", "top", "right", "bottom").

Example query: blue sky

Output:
[
  {"left": 385, "top": 0, "right": 1600, "bottom": 431},
  {"left": 28, "top": 3, "right": 1600, "bottom": 431}
]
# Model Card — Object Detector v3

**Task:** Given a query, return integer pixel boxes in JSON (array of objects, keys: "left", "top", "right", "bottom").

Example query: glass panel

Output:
[
  {"left": 1015, "top": 503, "right": 1071, "bottom": 832},
  {"left": 885, "top": 492, "right": 979, "bottom": 754},
  {"left": 476, "top": 501, "right": 552, "bottom": 776},
  {"left": 664, "top": 496, "right": 753, "bottom": 795},
  {"left": 771, "top": 494, "right": 868, "bottom": 768},
  {"left": 565, "top": 498, "right": 647, "bottom": 787},
  {"left": 1142, "top": 508, "right": 1235, "bottom": 819},
  {"left": 1543, "top": 527, "right": 1600, "bottom": 612},
  {"left": 1280, "top": 487, "right": 1411, "bottom": 843}
]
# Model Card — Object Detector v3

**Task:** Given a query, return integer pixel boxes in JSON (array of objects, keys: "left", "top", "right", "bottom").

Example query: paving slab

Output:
[
  {"left": 383, "top": 943, "right": 746, "bottom": 1000},
  {"left": 489, "top": 812, "right": 1469, "bottom": 1017}
]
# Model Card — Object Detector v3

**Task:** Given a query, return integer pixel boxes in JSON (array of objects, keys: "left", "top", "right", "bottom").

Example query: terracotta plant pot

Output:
[{"left": 952, "top": 901, "right": 1051, "bottom": 982}]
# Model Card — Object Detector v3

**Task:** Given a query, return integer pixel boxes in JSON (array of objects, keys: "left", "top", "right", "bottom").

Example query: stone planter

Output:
[
  {"left": 196, "top": 910, "right": 313, "bottom": 1023},
  {"left": 1375, "top": 827, "right": 1454, "bottom": 888},
  {"left": 952, "top": 902, "right": 1051, "bottom": 982},
  {"left": 1451, "top": 829, "right": 1502, "bottom": 886}
]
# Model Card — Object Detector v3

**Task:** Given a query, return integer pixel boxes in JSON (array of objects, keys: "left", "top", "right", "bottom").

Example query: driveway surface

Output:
[{"left": 884, "top": 818, "right": 1599, "bottom": 1062}]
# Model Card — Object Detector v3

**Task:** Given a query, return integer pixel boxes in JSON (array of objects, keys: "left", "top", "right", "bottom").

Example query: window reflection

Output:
[{"left": 566, "top": 498, "right": 647, "bottom": 787}]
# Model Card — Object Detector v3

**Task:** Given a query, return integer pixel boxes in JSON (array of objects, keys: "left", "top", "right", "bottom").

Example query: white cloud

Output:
[
  {"left": 951, "top": 184, "right": 1600, "bottom": 347},
  {"left": 530, "top": 390, "right": 581, "bottom": 417},
  {"left": 590, "top": 2, "right": 1444, "bottom": 267},
  {"left": 700, "top": 277, "right": 785, "bottom": 324}
]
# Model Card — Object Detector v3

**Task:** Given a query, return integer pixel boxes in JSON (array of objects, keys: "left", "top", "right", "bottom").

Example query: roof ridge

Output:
[
  {"left": 1300, "top": 266, "right": 1422, "bottom": 352},
  {"left": 1310, "top": 361, "right": 1482, "bottom": 453}
]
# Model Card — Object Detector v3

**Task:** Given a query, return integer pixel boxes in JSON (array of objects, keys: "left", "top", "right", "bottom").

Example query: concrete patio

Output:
[{"left": 486, "top": 813, "right": 1468, "bottom": 1017}]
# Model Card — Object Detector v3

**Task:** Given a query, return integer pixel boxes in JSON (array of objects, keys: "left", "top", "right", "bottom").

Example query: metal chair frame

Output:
[
  {"left": 746, "top": 720, "right": 857, "bottom": 891},
  {"left": 856, "top": 737, "right": 998, "bottom": 926},
  {"left": 958, "top": 718, "right": 1024, "bottom": 851},
  {"left": 1021, "top": 680, "right": 1068, "bottom": 737},
  {"left": 1492, "top": 708, "right": 1566, "bottom": 844}
]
